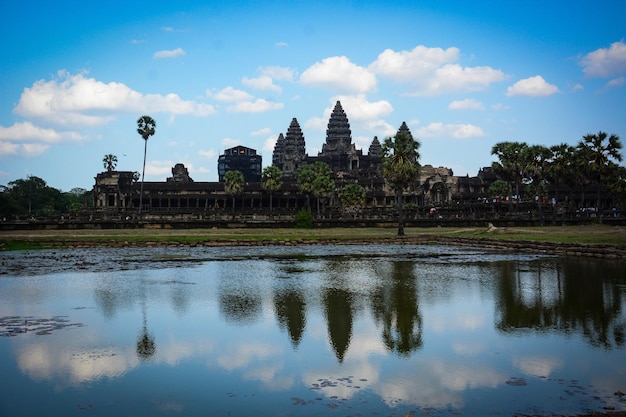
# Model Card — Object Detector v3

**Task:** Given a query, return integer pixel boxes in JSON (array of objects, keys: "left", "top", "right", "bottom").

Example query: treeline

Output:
[
  {"left": 489, "top": 131, "right": 625, "bottom": 209},
  {"left": 0, "top": 176, "right": 92, "bottom": 219}
]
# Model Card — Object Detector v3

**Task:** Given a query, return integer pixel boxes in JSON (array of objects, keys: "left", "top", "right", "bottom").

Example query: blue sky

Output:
[{"left": 1, "top": 0, "right": 625, "bottom": 192}]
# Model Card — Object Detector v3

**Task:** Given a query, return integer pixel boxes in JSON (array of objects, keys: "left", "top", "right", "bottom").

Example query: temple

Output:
[{"left": 92, "top": 100, "right": 496, "bottom": 217}]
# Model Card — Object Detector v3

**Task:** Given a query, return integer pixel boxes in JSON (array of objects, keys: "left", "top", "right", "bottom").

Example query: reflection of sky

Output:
[{"left": 1, "top": 247, "right": 625, "bottom": 416}]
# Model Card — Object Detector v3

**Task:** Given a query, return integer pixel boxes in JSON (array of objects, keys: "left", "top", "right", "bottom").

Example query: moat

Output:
[{"left": 1, "top": 244, "right": 625, "bottom": 416}]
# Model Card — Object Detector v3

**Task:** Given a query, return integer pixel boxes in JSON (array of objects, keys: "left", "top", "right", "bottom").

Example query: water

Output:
[{"left": 1, "top": 244, "right": 625, "bottom": 416}]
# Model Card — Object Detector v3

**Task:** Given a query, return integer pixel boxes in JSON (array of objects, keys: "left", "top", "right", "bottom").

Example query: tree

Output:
[
  {"left": 261, "top": 166, "right": 283, "bottom": 219},
  {"left": 487, "top": 180, "right": 510, "bottom": 199},
  {"left": 296, "top": 162, "right": 334, "bottom": 215},
  {"left": 546, "top": 143, "right": 576, "bottom": 223},
  {"left": 224, "top": 170, "right": 244, "bottom": 217},
  {"left": 491, "top": 141, "right": 528, "bottom": 212},
  {"left": 522, "top": 145, "right": 551, "bottom": 223},
  {"left": 102, "top": 154, "right": 118, "bottom": 172},
  {"left": 339, "top": 183, "right": 365, "bottom": 218},
  {"left": 137, "top": 115, "right": 156, "bottom": 214},
  {"left": 380, "top": 131, "right": 421, "bottom": 236},
  {"left": 577, "top": 131, "right": 623, "bottom": 217}
]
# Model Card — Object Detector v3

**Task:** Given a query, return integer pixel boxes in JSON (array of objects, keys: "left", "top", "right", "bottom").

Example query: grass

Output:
[{"left": 1, "top": 224, "right": 625, "bottom": 250}]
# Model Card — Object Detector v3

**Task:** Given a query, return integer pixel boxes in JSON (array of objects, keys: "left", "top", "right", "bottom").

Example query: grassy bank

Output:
[{"left": 1, "top": 224, "right": 625, "bottom": 250}]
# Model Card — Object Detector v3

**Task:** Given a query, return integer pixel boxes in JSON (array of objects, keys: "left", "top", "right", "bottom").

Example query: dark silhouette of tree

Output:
[
  {"left": 491, "top": 141, "right": 528, "bottom": 212},
  {"left": 381, "top": 131, "right": 421, "bottom": 236},
  {"left": 522, "top": 145, "right": 551, "bottom": 224},
  {"left": 136, "top": 115, "right": 156, "bottom": 214},
  {"left": 224, "top": 170, "right": 244, "bottom": 217},
  {"left": 370, "top": 261, "right": 423, "bottom": 356},
  {"left": 102, "top": 154, "right": 118, "bottom": 172},
  {"left": 261, "top": 166, "right": 283, "bottom": 219},
  {"left": 577, "top": 131, "right": 623, "bottom": 217}
]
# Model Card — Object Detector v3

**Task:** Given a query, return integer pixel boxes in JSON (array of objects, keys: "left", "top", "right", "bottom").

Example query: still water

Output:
[{"left": 0, "top": 244, "right": 624, "bottom": 416}]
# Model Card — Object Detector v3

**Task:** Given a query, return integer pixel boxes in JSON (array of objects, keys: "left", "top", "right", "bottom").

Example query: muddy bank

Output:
[{"left": 2, "top": 234, "right": 625, "bottom": 259}]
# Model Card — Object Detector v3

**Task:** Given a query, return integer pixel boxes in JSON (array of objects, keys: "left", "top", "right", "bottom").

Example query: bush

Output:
[{"left": 295, "top": 209, "right": 313, "bottom": 229}]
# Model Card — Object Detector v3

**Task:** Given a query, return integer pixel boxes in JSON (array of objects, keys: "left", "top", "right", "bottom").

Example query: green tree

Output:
[
  {"left": 261, "top": 166, "right": 283, "bottom": 219},
  {"left": 2, "top": 176, "right": 69, "bottom": 217},
  {"left": 339, "top": 183, "right": 365, "bottom": 218},
  {"left": 577, "top": 131, "right": 623, "bottom": 216},
  {"left": 487, "top": 180, "right": 510, "bottom": 199},
  {"left": 296, "top": 162, "right": 334, "bottom": 215},
  {"left": 224, "top": 170, "right": 244, "bottom": 217},
  {"left": 380, "top": 131, "right": 421, "bottom": 236},
  {"left": 137, "top": 115, "right": 156, "bottom": 214},
  {"left": 491, "top": 141, "right": 528, "bottom": 212},
  {"left": 103, "top": 154, "right": 118, "bottom": 172}
]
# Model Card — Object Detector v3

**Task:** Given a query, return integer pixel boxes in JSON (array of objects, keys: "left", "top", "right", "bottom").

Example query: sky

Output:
[{"left": 1, "top": 0, "right": 625, "bottom": 192}]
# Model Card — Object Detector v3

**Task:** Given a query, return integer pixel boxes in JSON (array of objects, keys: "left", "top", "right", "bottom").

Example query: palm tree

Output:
[
  {"left": 577, "top": 131, "right": 623, "bottom": 218},
  {"left": 261, "top": 166, "right": 283, "bottom": 219},
  {"left": 224, "top": 170, "right": 244, "bottom": 218},
  {"left": 491, "top": 141, "right": 528, "bottom": 212},
  {"left": 136, "top": 115, "right": 156, "bottom": 214},
  {"left": 380, "top": 131, "right": 421, "bottom": 236},
  {"left": 521, "top": 145, "right": 551, "bottom": 224},
  {"left": 102, "top": 154, "right": 118, "bottom": 172},
  {"left": 546, "top": 143, "right": 575, "bottom": 224}
]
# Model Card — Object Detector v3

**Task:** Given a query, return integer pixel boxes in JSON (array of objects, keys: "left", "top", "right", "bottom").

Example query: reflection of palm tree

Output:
[
  {"left": 371, "top": 261, "right": 423, "bottom": 356},
  {"left": 493, "top": 258, "right": 625, "bottom": 349},
  {"left": 136, "top": 292, "right": 156, "bottom": 361}
]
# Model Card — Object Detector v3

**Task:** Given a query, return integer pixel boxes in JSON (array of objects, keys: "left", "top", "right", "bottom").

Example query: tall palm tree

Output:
[
  {"left": 380, "top": 131, "right": 421, "bottom": 236},
  {"left": 136, "top": 115, "right": 156, "bottom": 214},
  {"left": 546, "top": 143, "right": 575, "bottom": 224},
  {"left": 491, "top": 141, "right": 528, "bottom": 212},
  {"left": 102, "top": 154, "right": 118, "bottom": 172},
  {"left": 224, "top": 170, "right": 244, "bottom": 218},
  {"left": 261, "top": 166, "right": 283, "bottom": 219},
  {"left": 577, "top": 131, "right": 623, "bottom": 218},
  {"left": 522, "top": 145, "right": 551, "bottom": 223}
]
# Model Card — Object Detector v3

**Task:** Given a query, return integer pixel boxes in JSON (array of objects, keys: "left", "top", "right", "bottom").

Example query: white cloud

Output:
[
  {"left": 506, "top": 75, "right": 559, "bottom": 97},
  {"left": 259, "top": 66, "right": 295, "bottom": 81},
  {"left": 145, "top": 160, "right": 174, "bottom": 176},
  {"left": 153, "top": 47, "right": 186, "bottom": 59},
  {"left": 226, "top": 99, "right": 283, "bottom": 113},
  {"left": 492, "top": 103, "right": 510, "bottom": 111},
  {"left": 369, "top": 45, "right": 505, "bottom": 95},
  {"left": 222, "top": 138, "right": 240, "bottom": 148},
  {"left": 414, "top": 122, "right": 484, "bottom": 139},
  {"left": 209, "top": 87, "right": 253, "bottom": 102},
  {"left": 300, "top": 56, "right": 377, "bottom": 93},
  {"left": 274, "top": 41, "right": 288, "bottom": 48},
  {"left": 580, "top": 40, "right": 626, "bottom": 78},
  {"left": 0, "top": 122, "right": 85, "bottom": 157},
  {"left": 263, "top": 136, "right": 277, "bottom": 153},
  {"left": 332, "top": 95, "right": 393, "bottom": 120},
  {"left": 0, "top": 122, "right": 69, "bottom": 143},
  {"left": 0, "top": 141, "right": 21, "bottom": 156},
  {"left": 572, "top": 83, "right": 584, "bottom": 92},
  {"left": 251, "top": 127, "right": 272, "bottom": 136},
  {"left": 242, "top": 75, "right": 282, "bottom": 93},
  {"left": 448, "top": 98, "right": 485, "bottom": 111},
  {"left": 606, "top": 76, "right": 625, "bottom": 88},
  {"left": 14, "top": 71, "right": 215, "bottom": 126},
  {"left": 22, "top": 143, "right": 51, "bottom": 156},
  {"left": 198, "top": 149, "right": 215, "bottom": 159}
]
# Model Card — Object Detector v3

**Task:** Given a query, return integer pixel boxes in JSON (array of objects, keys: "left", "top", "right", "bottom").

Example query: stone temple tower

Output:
[
  {"left": 321, "top": 101, "right": 352, "bottom": 154},
  {"left": 273, "top": 118, "right": 307, "bottom": 178}
]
